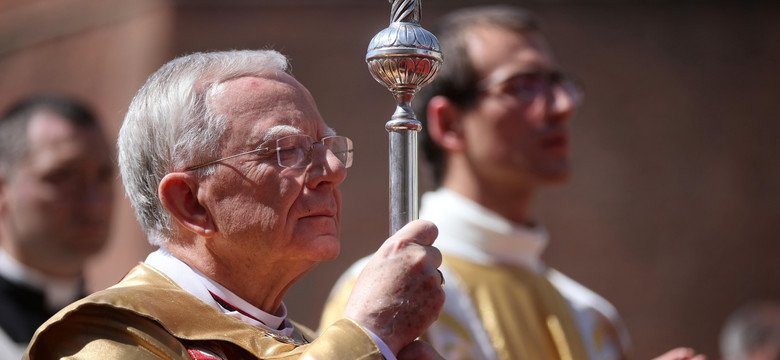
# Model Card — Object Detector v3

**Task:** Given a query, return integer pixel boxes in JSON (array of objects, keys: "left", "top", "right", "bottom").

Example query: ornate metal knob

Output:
[
  {"left": 366, "top": 0, "right": 443, "bottom": 131},
  {"left": 367, "top": 0, "right": 442, "bottom": 234}
]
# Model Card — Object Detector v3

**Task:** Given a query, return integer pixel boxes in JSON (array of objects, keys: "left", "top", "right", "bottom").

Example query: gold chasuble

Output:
[
  {"left": 443, "top": 255, "right": 589, "bottom": 360},
  {"left": 24, "top": 264, "right": 384, "bottom": 360},
  {"left": 321, "top": 255, "right": 590, "bottom": 360},
  {"left": 322, "top": 189, "right": 629, "bottom": 360}
]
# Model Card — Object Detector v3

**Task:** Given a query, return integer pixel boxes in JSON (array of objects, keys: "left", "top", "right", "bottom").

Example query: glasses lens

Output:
[
  {"left": 323, "top": 136, "right": 354, "bottom": 168},
  {"left": 494, "top": 72, "right": 583, "bottom": 107},
  {"left": 274, "top": 135, "right": 354, "bottom": 169},
  {"left": 275, "top": 135, "right": 308, "bottom": 168},
  {"left": 506, "top": 73, "right": 547, "bottom": 102},
  {"left": 557, "top": 75, "right": 584, "bottom": 106}
]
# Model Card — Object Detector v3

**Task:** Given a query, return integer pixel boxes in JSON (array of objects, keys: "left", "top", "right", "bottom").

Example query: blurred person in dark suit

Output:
[
  {"left": 322, "top": 5, "right": 704, "bottom": 360},
  {"left": 0, "top": 93, "right": 115, "bottom": 358},
  {"left": 720, "top": 301, "right": 780, "bottom": 360}
]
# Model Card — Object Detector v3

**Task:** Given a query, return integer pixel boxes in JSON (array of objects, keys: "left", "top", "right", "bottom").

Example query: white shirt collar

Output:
[
  {"left": 0, "top": 249, "right": 83, "bottom": 311},
  {"left": 144, "top": 248, "right": 293, "bottom": 336},
  {"left": 419, "top": 188, "right": 549, "bottom": 272}
]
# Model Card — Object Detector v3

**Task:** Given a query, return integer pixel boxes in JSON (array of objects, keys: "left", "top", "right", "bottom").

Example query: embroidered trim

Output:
[{"left": 187, "top": 348, "right": 224, "bottom": 360}]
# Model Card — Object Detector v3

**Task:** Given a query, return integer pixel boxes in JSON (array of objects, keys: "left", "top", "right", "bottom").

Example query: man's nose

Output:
[
  {"left": 547, "top": 83, "right": 578, "bottom": 114},
  {"left": 304, "top": 144, "right": 348, "bottom": 188}
]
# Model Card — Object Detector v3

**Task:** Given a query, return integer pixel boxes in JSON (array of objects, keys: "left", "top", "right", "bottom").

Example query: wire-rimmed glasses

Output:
[
  {"left": 479, "top": 71, "right": 584, "bottom": 106},
  {"left": 184, "top": 134, "right": 354, "bottom": 171}
]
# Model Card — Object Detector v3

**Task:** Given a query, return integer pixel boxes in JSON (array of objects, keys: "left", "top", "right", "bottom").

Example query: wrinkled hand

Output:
[
  {"left": 397, "top": 340, "right": 444, "bottom": 360},
  {"left": 652, "top": 347, "right": 707, "bottom": 360},
  {"left": 343, "top": 220, "right": 444, "bottom": 355}
]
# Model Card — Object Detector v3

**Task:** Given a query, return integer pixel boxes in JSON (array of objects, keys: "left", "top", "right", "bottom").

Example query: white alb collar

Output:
[
  {"left": 144, "top": 248, "right": 293, "bottom": 336},
  {"left": 419, "top": 188, "right": 549, "bottom": 272}
]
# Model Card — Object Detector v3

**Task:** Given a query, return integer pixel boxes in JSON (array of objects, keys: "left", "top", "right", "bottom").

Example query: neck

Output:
[
  {"left": 166, "top": 240, "right": 312, "bottom": 314},
  {"left": 441, "top": 171, "right": 536, "bottom": 226},
  {"left": 0, "top": 240, "right": 83, "bottom": 279}
]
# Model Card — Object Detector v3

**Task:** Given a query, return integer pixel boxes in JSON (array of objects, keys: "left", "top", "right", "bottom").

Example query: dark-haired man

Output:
[
  {"left": 0, "top": 94, "right": 114, "bottom": 357},
  {"left": 323, "top": 6, "right": 704, "bottom": 360}
]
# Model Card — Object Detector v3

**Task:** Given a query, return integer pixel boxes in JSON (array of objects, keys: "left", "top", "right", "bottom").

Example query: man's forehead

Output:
[
  {"left": 28, "top": 111, "right": 80, "bottom": 142},
  {"left": 211, "top": 74, "right": 334, "bottom": 145},
  {"left": 24, "top": 114, "right": 109, "bottom": 170},
  {"left": 27, "top": 111, "right": 103, "bottom": 153},
  {"left": 211, "top": 74, "right": 299, "bottom": 114},
  {"left": 466, "top": 26, "right": 556, "bottom": 79}
]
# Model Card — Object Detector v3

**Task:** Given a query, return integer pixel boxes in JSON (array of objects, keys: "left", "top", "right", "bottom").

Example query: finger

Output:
[
  {"left": 393, "top": 219, "right": 438, "bottom": 247},
  {"left": 653, "top": 347, "right": 696, "bottom": 360},
  {"left": 425, "top": 244, "right": 442, "bottom": 268},
  {"left": 397, "top": 340, "right": 444, "bottom": 360}
]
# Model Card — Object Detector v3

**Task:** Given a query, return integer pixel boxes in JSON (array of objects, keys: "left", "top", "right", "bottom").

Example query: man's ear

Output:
[
  {"left": 426, "top": 95, "right": 466, "bottom": 152},
  {"left": 158, "top": 172, "right": 215, "bottom": 237}
]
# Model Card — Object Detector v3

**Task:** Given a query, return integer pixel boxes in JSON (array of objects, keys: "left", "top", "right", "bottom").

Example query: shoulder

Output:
[
  {"left": 26, "top": 298, "right": 188, "bottom": 359},
  {"left": 545, "top": 268, "right": 622, "bottom": 320},
  {"left": 546, "top": 269, "right": 633, "bottom": 356},
  {"left": 25, "top": 264, "right": 197, "bottom": 359}
]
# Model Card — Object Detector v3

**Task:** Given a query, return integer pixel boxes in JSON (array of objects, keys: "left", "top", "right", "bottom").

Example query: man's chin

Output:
[
  {"left": 546, "top": 172, "right": 571, "bottom": 184},
  {"left": 310, "top": 235, "right": 341, "bottom": 261},
  {"left": 63, "top": 236, "right": 109, "bottom": 258},
  {"left": 539, "top": 161, "right": 571, "bottom": 183}
]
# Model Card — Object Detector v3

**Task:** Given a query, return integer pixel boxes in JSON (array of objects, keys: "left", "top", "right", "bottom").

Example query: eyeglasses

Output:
[
  {"left": 479, "top": 71, "right": 584, "bottom": 106},
  {"left": 184, "top": 134, "right": 354, "bottom": 171}
]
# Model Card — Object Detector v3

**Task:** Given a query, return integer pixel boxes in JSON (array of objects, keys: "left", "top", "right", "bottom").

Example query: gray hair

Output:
[
  {"left": 118, "top": 49, "right": 290, "bottom": 245},
  {"left": 0, "top": 93, "right": 102, "bottom": 177}
]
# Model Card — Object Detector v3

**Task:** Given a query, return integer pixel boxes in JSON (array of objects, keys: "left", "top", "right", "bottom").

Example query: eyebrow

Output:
[
  {"left": 261, "top": 125, "right": 302, "bottom": 142},
  {"left": 478, "top": 67, "right": 555, "bottom": 90},
  {"left": 258, "top": 124, "right": 338, "bottom": 146}
]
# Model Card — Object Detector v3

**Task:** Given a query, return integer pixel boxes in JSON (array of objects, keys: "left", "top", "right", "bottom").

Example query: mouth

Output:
[
  {"left": 302, "top": 208, "right": 337, "bottom": 218},
  {"left": 299, "top": 209, "right": 340, "bottom": 235},
  {"left": 540, "top": 133, "right": 569, "bottom": 151}
]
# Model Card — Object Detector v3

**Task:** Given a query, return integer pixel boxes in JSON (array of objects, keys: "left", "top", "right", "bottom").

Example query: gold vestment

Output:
[
  {"left": 322, "top": 255, "right": 592, "bottom": 360},
  {"left": 25, "top": 263, "right": 384, "bottom": 360}
]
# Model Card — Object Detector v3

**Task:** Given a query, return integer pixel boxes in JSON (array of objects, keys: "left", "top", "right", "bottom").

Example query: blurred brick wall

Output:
[{"left": 2, "top": 1, "right": 778, "bottom": 358}]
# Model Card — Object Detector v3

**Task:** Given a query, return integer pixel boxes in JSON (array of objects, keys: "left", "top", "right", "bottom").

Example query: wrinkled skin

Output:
[
  {"left": 398, "top": 340, "right": 445, "bottom": 360},
  {"left": 344, "top": 220, "right": 445, "bottom": 355}
]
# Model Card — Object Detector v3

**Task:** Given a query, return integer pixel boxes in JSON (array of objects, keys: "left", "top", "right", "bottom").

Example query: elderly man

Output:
[
  {"left": 25, "top": 50, "right": 444, "bottom": 359},
  {"left": 322, "top": 5, "right": 704, "bottom": 360},
  {"left": 0, "top": 94, "right": 114, "bottom": 358}
]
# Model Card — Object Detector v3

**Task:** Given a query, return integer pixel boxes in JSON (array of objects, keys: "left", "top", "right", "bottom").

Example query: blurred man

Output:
[
  {"left": 25, "top": 50, "right": 444, "bottom": 359},
  {"left": 720, "top": 301, "right": 780, "bottom": 360},
  {"left": 0, "top": 94, "right": 115, "bottom": 358},
  {"left": 322, "top": 6, "right": 703, "bottom": 360}
]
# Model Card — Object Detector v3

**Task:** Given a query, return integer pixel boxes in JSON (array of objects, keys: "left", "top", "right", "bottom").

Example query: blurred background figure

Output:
[
  {"left": 322, "top": 5, "right": 704, "bottom": 360},
  {"left": 0, "top": 93, "right": 115, "bottom": 357},
  {"left": 323, "top": 5, "right": 625, "bottom": 359},
  {"left": 720, "top": 301, "right": 780, "bottom": 360}
]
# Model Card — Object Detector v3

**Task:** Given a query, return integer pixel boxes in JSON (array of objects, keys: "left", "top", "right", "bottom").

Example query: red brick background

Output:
[{"left": 2, "top": 1, "right": 778, "bottom": 358}]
